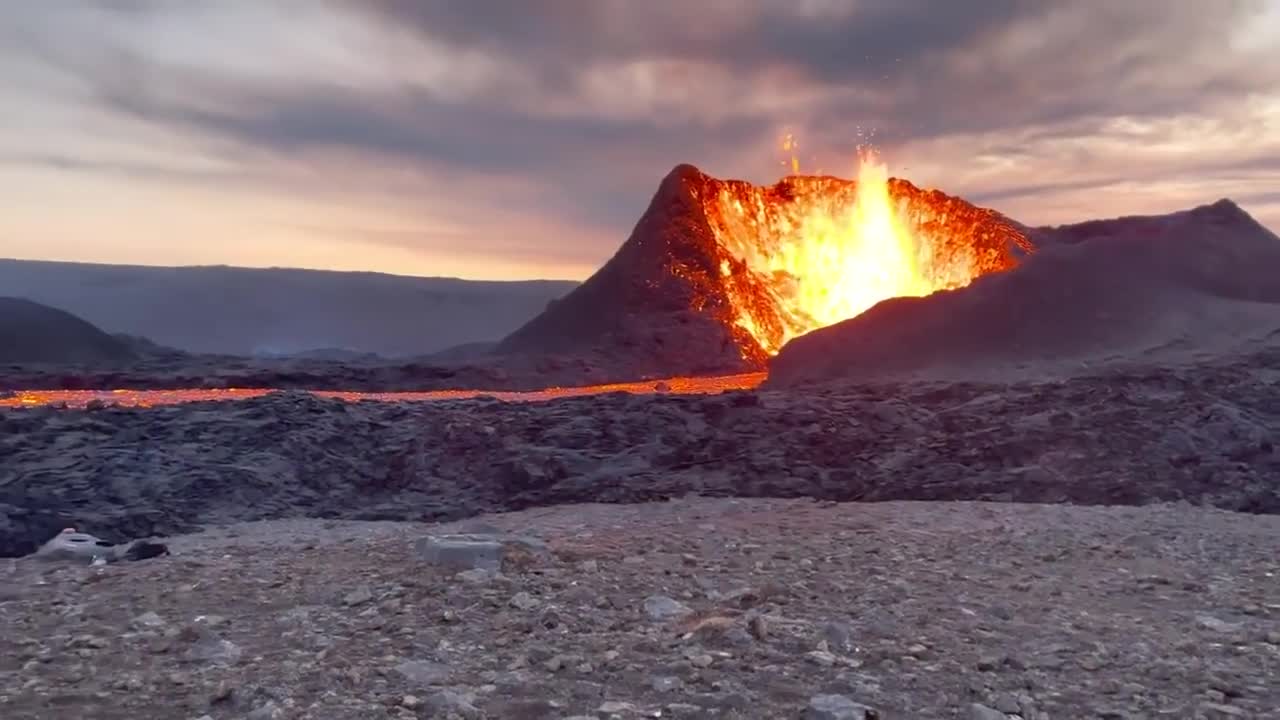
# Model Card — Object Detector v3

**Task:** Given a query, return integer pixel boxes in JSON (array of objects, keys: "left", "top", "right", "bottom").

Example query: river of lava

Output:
[{"left": 0, "top": 373, "right": 767, "bottom": 409}]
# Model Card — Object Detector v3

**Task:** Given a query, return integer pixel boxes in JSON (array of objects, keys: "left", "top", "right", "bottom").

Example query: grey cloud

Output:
[
  {"left": 94, "top": 75, "right": 774, "bottom": 230},
  {"left": 0, "top": 152, "right": 253, "bottom": 186},
  {"left": 8, "top": 0, "right": 1278, "bottom": 261},
  {"left": 355, "top": 0, "right": 1037, "bottom": 83}
]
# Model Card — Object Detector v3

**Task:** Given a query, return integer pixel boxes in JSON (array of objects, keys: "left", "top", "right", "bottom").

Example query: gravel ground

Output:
[{"left": 1, "top": 497, "right": 1277, "bottom": 719}]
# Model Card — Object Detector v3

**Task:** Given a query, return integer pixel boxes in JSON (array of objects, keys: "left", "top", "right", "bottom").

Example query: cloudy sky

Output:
[{"left": 3, "top": 1, "right": 1278, "bottom": 280}]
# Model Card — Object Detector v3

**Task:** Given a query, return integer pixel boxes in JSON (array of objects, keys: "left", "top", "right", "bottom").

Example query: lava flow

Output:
[
  {"left": 0, "top": 373, "right": 766, "bottom": 409},
  {"left": 701, "top": 144, "right": 1032, "bottom": 355}
]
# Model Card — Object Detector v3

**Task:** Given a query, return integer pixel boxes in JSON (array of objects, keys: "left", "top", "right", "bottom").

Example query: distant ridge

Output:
[
  {"left": 0, "top": 297, "right": 137, "bottom": 365},
  {"left": 0, "top": 259, "right": 578, "bottom": 358}
]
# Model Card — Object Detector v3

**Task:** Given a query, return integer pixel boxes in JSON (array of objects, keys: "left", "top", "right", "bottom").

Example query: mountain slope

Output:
[
  {"left": 0, "top": 297, "right": 137, "bottom": 364},
  {"left": 768, "top": 199, "right": 1280, "bottom": 386}
]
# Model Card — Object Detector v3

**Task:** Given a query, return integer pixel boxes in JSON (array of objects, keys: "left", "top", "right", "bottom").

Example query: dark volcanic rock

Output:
[
  {"left": 3, "top": 348, "right": 1279, "bottom": 557},
  {"left": 0, "top": 297, "right": 137, "bottom": 365},
  {"left": 768, "top": 200, "right": 1280, "bottom": 387},
  {"left": 496, "top": 164, "right": 763, "bottom": 379}
]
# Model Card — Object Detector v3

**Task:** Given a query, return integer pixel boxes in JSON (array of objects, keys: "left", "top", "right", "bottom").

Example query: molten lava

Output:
[{"left": 700, "top": 148, "right": 1030, "bottom": 355}]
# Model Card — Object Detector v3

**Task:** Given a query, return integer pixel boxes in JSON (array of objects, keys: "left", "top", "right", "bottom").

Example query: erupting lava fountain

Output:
[{"left": 701, "top": 143, "right": 1033, "bottom": 355}]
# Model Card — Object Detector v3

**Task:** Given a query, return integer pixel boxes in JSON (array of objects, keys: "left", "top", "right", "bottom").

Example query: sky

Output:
[{"left": 2, "top": 1, "right": 1278, "bottom": 281}]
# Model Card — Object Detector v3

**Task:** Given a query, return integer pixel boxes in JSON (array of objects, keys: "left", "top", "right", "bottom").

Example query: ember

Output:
[{"left": 701, "top": 145, "right": 1033, "bottom": 354}]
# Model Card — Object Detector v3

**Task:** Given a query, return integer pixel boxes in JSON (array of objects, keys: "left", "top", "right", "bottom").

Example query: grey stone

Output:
[
  {"left": 415, "top": 533, "right": 548, "bottom": 572},
  {"left": 509, "top": 591, "right": 539, "bottom": 610},
  {"left": 1196, "top": 615, "right": 1241, "bottom": 633},
  {"left": 822, "top": 622, "right": 856, "bottom": 653},
  {"left": 245, "top": 702, "right": 284, "bottom": 720},
  {"left": 130, "top": 611, "right": 166, "bottom": 630},
  {"left": 341, "top": 586, "right": 374, "bottom": 607},
  {"left": 182, "top": 636, "right": 242, "bottom": 666},
  {"left": 644, "top": 595, "right": 693, "bottom": 620},
  {"left": 424, "top": 689, "right": 482, "bottom": 719},
  {"left": 969, "top": 704, "right": 1007, "bottom": 720},
  {"left": 806, "top": 650, "right": 838, "bottom": 666},
  {"left": 992, "top": 693, "right": 1021, "bottom": 714},
  {"left": 1200, "top": 702, "right": 1249, "bottom": 718},
  {"left": 652, "top": 676, "right": 685, "bottom": 693},
  {"left": 803, "top": 694, "right": 880, "bottom": 720},
  {"left": 395, "top": 659, "right": 452, "bottom": 686},
  {"left": 688, "top": 653, "right": 714, "bottom": 668},
  {"left": 455, "top": 568, "right": 498, "bottom": 583}
]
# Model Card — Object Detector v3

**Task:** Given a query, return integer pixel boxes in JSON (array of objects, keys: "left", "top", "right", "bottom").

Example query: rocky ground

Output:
[
  {"left": 0, "top": 344, "right": 757, "bottom": 394},
  {"left": 0, "top": 354, "right": 539, "bottom": 393},
  {"left": 1, "top": 497, "right": 1277, "bottom": 719},
  {"left": 3, "top": 349, "right": 1279, "bottom": 557}
]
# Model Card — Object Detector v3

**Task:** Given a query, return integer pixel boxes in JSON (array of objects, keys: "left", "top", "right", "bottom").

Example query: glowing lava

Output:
[{"left": 702, "top": 145, "right": 1029, "bottom": 355}]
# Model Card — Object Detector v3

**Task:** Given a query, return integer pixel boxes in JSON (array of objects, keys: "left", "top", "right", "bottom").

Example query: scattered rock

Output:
[
  {"left": 342, "top": 585, "right": 374, "bottom": 607},
  {"left": 394, "top": 659, "right": 452, "bottom": 686},
  {"left": 969, "top": 704, "right": 1008, "bottom": 720},
  {"left": 643, "top": 595, "right": 692, "bottom": 621},
  {"left": 822, "top": 622, "right": 855, "bottom": 653},
  {"left": 806, "top": 650, "right": 838, "bottom": 667},
  {"left": 803, "top": 694, "right": 880, "bottom": 719},
  {"left": 130, "top": 611, "right": 167, "bottom": 630},
  {"left": 415, "top": 533, "right": 548, "bottom": 573},
  {"left": 1196, "top": 615, "right": 1241, "bottom": 633},
  {"left": 424, "top": 689, "right": 482, "bottom": 719},
  {"left": 510, "top": 591, "right": 540, "bottom": 610}
]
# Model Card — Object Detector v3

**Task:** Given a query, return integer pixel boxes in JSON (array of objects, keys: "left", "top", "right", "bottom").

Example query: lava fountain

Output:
[{"left": 700, "top": 146, "right": 1032, "bottom": 355}]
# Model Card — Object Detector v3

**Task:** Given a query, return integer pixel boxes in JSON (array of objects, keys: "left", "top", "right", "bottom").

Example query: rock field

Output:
[
  {"left": 2, "top": 343, "right": 1279, "bottom": 717},
  {"left": 1, "top": 497, "right": 1277, "bottom": 719}
]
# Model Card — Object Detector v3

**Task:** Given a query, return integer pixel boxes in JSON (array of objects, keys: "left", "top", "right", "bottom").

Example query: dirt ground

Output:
[{"left": 2, "top": 497, "right": 1277, "bottom": 719}]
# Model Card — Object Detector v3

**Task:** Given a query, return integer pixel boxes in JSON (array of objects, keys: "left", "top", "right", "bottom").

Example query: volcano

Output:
[{"left": 497, "top": 158, "right": 1032, "bottom": 379}]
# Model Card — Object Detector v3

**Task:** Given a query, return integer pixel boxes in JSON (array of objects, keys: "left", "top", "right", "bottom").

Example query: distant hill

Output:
[
  {"left": 0, "top": 260, "right": 578, "bottom": 358},
  {"left": 0, "top": 297, "right": 137, "bottom": 364}
]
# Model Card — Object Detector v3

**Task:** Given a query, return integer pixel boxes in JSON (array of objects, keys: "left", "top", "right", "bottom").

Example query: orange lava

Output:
[
  {"left": 701, "top": 145, "right": 1029, "bottom": 355},
  {"left": 0, "top": 373, "right": 767, "bottom": 409}
]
